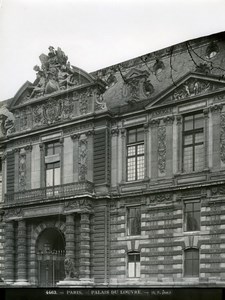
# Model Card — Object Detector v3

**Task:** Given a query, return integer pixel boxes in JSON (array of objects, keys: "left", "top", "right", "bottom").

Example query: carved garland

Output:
[
  {"left": 158, "top": 125, "right": 166, "bottom": 174},
  {"left": 78, "top": 137, "right": 88, "bottom": 181},
  {"left": 220, "top": 113, "right": 225, "bottom": 163},
  {"left": 19, "top": 151, "right": 26, "bottom": 191}
]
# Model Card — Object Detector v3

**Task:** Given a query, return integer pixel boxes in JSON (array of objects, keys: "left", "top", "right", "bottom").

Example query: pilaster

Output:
[
  {"left": 210, "top": 104, "right": 223, "bottom": 170},
  {"left": 4, "top": 221, "right": 15, "bottom": 283},
  {"left": 15, "top": 220, "right": 28, "bottom": 285},
  {"left": 79, "top": 213, "right": 91, "bottom": 280},
  {"left": 149, "top": 119, "right": 160, "bottom": 179}
]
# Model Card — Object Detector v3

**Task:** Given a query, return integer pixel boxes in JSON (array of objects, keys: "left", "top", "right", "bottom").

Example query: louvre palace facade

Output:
[{"left": 0, "top": 32, "right": 225, "bottom": 287}]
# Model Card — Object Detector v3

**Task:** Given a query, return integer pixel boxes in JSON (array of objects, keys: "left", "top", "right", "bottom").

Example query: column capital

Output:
[
  {"left": 176, "top": 115, "right": 182, "bottom": 125},
  {"left": 111, "top": 128, "right": 119, "bottom": 136},
  {"left": 163, "top": 115, "right": 175, "bottom": 125},
  {"left": 149, "top": 119, "right": 160, "bottom": 127},
  {"left": 210, "top": 104, "right": 223, "bottom": 113},
  {"left": 71, "top": 133, "right": 80, "bottom": 140}
]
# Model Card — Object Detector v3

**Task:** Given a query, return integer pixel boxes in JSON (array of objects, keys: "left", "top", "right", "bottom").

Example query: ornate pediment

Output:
[
  {"left": 146, "top": 73, "right": 225, "bottom": 109},
  {"left": 10, "top": 46, "right": 98, "bottom": 108}
]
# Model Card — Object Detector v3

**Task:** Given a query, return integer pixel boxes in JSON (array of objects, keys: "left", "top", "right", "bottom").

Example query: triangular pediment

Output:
[{"left": 146, "top": 72, "right": 225, "bottom": 109}]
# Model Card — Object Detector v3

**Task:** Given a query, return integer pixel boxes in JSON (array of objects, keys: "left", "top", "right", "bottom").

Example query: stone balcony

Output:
[{"left": 4, "top": 181, "right": 94, "bottom": 206}]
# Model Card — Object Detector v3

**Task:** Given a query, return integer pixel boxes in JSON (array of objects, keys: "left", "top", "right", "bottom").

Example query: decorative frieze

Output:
[
  {"left": 64, "top": 199, "right": 93, "bottom": 213},
  {"left": 148, "top": 193, "right": 173, "bottom": 204}
]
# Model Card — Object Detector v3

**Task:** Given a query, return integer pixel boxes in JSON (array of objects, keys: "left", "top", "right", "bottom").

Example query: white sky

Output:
[{"left": 0, "top": 0, "right": 225, "bottom": 101}]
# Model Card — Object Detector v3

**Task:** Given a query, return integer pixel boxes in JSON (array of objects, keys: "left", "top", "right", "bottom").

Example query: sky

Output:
[{"left": 0, "top": 0, "right": 225, "bottom": 101}]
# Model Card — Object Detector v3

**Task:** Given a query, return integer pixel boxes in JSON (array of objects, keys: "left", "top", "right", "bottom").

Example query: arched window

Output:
[
  {"left": 184, "top": 248, "right": 199, "bottom": 277},
  {"left": 127, "top": 251, "right": 140, "bottom": 278}
]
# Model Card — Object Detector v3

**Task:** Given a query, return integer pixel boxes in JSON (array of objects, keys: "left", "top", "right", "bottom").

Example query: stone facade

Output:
[{"left": 0, "top": 32, "right": 225, "bottom": 287}]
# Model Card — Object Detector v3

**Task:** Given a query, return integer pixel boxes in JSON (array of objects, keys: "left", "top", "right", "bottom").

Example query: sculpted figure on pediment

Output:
[
  {"left": 0, "top": 105, "right": 15, "bottom": 137},
  {"left": 26, "top": 46, "right": 79, "bottom": 99}
]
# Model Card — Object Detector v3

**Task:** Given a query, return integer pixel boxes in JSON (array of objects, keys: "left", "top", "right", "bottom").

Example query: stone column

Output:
[
  {"left": 79, "top": 213, "right": 91, "bottom": 281},
  {"left": 65, "top": 214, "right": 75, "bottom": 279},
  {"left": 16, "top": 219, "right": 28, "bottom": 284},
  {"left": 4, "top": 221, "right": 15, "bottom": 283}
]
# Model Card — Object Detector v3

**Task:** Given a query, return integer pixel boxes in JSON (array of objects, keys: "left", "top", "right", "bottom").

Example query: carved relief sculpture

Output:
[
  {"left": 158, "top": 125, "right": 166, "bottom": 174},
  {"left": 19, "top": 150, "right": 26, "bottom": 191},
  {"left": 78, "top": 137, "right": 88, "bottom": 181},
  {"left": 172, "top": 79, "right": 220, "bottom": 101},
  {"left": 220, "top": 113, "right": 225, "bottom": 163}
]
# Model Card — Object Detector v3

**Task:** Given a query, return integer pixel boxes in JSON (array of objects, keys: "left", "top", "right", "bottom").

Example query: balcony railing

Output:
[{"left": 4, "top": 181, "right": 94, "bottom": 206}]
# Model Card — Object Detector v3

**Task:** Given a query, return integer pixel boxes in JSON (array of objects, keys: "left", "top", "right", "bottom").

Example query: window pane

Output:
[
  {"left": 137, "top": 156, "right": 144, "bottom": 180},
  {"left": 136, "top": 261, "right": 140, "bottom": 277},
  {"left": 127, "top": 157, "right": 136, "bottom": 181},
  {"left": 184, "top": 249, "right": 199, "bottom": 277},
  {"left": 183, "top": 147, "right": 193, "bottom": 172},
  {"left": 128, "top": 129, "right": 136, "bottom": 144},
  {"left": 128, "top": 207, "right": 141, "bottom": 235},
  {"left": 194, "top": 114, "right": 204, "bottom": 129},
  {"left": 137, "top": 128, "right": 144, "bottom": 142},
  {"left": 137, "top": 144, "right": 144, "bottom": 154},
  {"left": 128, "top": 262, "right": 135, "bottom": 277},
  {"left": 54, "top": 142, "right": 61, "bottom": 155},
  {"left": 54, "top": 167, "right": 60, "bottom": 185},
  {"left": 128, "top": 146, "right": 136, "bottom": 156},
  {"left": 184, "top": 115, "right": 193, "bottom": 131},
  {"left": 195, "top": 132, "right": 203, "bottom": 143},
  {"left": 185, "top": 202, "right": 200, "bottom": 232},
  {"left": 194, "top": 144, "right": 204, "bottom": 171},
  {"left": 46, "top": 169, "right": 53, "bottom": 186},
  {"left": 46, "top": 144, "right": 54, "bottom": 156},
  {"left": 184, "top": 135, "right": 193, "bottom": 145}
]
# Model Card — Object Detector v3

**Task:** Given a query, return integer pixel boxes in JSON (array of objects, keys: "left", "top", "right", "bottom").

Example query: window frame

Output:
[
  {"left": 182, "top": 112, "right": 204, "bottom": 173},
  {"left": 183, "top": 199, "right": 201, "bottom": 232},
  {"left": 127, "top": 251, "right": 141, "bottom": 278},
  {"left": 184, "top": 248, "right": 200, "bottom": 277},
  {"left": 127, "top": 205, "right": 141, "bottom": 236},
  {"left": 126, "top": 126, "right": 145, "bottom": 182}
]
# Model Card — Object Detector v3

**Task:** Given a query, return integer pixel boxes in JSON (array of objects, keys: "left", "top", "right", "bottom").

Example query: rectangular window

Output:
[
  {"left": 45, "top": 141, "right": 61, "bottom": 192},
  {"left": 127, "top": 127, "right": 144, "bottom": 181},
  {"left": 184, "top": 201, "right": 200, "bottom": 231},
  {"left": 184, "top": 249, "right": 199, "bottom": 277},
  {"left": 183, "top": 113, "right": 204, "bottom": 172},
  {"left": 128, "top": 252, "right": 140, "bottom": 278},
  {"left": 127, "top": 206, "right": 141, "bottom": 236}
]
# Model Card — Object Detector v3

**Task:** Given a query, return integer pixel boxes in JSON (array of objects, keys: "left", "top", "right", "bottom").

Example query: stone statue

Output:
[
  {"left": 64, "top": 257, "right": 78, "bottom": 279},
  {"left": 27, "top": 46, "right": 78, "bottom": 99}
]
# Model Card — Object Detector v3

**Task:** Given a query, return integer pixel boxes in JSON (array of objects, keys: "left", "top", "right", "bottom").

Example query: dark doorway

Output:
[{"left": 36, "top": 228, "right": 65, "bottom": 287}]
